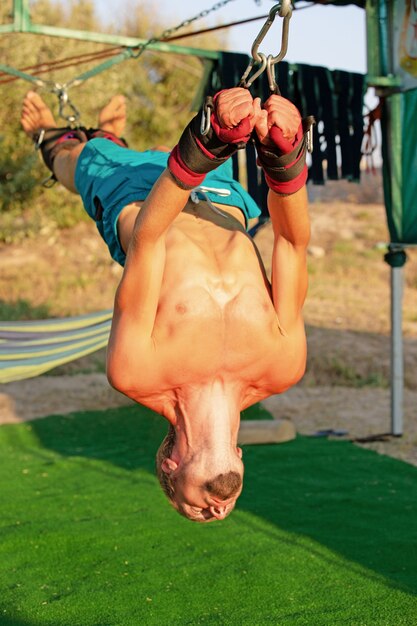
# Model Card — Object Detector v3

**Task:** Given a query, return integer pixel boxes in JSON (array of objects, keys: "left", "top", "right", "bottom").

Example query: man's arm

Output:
[
  {"left": 254, "top": 95, "right": 311, "bottom": 332},
  {"left": 268, "top": 186, "right": 310, "bottom": 332},
  {"left": 107, "top": 170, "right": 190, "bottom": 389},
  {"left": 113, "top": 88, "right": 258, "bottom": 334},
  {"left": 111, "top": 169, "right": 190, "bottom": 337}
]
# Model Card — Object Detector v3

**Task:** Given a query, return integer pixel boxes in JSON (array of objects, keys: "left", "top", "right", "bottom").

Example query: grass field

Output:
[
  {"left": 1, "top": 172, "right": 417, "bottom": 624},
  {"left": 1, "top": 403, "right": 417, "bottom": 626}
]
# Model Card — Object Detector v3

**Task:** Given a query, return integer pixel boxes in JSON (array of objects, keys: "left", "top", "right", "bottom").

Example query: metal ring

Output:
[
  {"left": 244, "top": 53, "right": 268, "bottom": 89},
  {"left": 279, "top": 0, "right": 292, "bottom": 18},
  {"left": 269, "top": 7, "right": 291, "bottom": 65},
  {"left": 266, "top": 55, "right": 278, "bottom": 94},
  {"left": 251, "top": 2, "right": 292, "bottom": 65},
  {"left": 200, "top": 102, "right": 213, "bottom": 136}
]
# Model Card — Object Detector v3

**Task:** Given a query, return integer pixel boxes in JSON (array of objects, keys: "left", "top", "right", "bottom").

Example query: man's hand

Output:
[
  {"left": 211, "top": 88, "right": 260, "bottom": 144},
  {"left": 254, "top": 95, "right": 311, "bottom": 196},
  {"left": 168, "top": 88, "right": 256, "bottom": 190},
  {"left": 254, "top": 95, "right": 302, "bottom": 149},
  {"left": 215, "top": 87, "right": 257, "bottom": 130}
]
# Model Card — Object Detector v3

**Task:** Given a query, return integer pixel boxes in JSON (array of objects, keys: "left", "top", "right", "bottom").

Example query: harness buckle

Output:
[{"left": 34, "top": 129, "right": 46, "bottom": 150}]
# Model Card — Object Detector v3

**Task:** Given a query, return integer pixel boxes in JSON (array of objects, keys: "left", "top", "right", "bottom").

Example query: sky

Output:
[{"left": 93, "top": 0, "right": 367, "bottom": 74}]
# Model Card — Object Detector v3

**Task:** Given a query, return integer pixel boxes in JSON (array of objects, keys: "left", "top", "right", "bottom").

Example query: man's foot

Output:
[
  {"left": 98, "top": 95, "right": 126, "bottom": 137},
  {"left": 21, "top": 91, "right": 57, "bottom": 139}
]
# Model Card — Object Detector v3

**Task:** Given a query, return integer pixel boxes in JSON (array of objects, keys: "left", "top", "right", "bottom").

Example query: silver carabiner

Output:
[
  {"left": 200, "top": 98, "right": 213, "bottom": 136},
  {"left": 238, "top": 53, "right": 268, "bottom": 90},
  {"left": 54, "top": 85, "right": 81, "bottom": 125},
  {"left": 251, "top": 1, "right": 292, "bottom": 65},
  {"left": 266, "top": 54, "right": 284, "bottom": 94}
]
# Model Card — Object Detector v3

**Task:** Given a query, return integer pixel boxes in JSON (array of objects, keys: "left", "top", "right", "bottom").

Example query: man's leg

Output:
[
  {"left": 20, "top": 92, "right": 127, "bottom": 194},
  {"left": 21, "top": 91, "right": 84, "bottom": 193}
]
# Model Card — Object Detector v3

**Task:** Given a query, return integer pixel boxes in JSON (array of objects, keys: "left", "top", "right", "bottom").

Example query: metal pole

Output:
[
  {"left": 390, "top": 263, "right": 404, "bottom": 436},
  {"left": 385, "top": 247, "right": 407, "bottom": 436},
  {"left": 13, "top": 0, "right": 31, "bottom": 31}
]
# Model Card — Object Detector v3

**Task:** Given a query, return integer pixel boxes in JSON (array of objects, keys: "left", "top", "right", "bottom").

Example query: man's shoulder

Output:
[{"left": 254, "top": 321, "right": 307, "bottom": 390}]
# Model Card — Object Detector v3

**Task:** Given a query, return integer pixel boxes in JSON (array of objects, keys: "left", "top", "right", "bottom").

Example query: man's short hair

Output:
[
  {"left": 155, "top": 424, "right": 176, "bottom": 500},
  {"left": 155, "top": 425, "right": 242, "bottom": 505}
]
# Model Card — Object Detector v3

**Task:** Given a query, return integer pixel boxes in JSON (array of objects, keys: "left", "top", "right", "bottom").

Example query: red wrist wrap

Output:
[
  {"left": 167, "top": 93, "right": 251, "bottom": 190},
  {"left": 168, "top": 145, "right": 206, "bottom": 189},
  {"left": 256, "top": 117, "right": 314, "bottom": 196},
  {"left": 264, "top": 165, "right": 308, "bottom": 195}
]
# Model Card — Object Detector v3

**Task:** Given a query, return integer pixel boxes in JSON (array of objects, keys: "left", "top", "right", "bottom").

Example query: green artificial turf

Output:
[{"left": 1, "top": 403, "right": 417, "bottom": 626}]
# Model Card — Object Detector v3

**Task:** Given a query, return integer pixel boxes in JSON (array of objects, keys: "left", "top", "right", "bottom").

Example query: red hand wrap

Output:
[
  {"left": 269, "top": 124, "right": 303, "bottom": 154},
  {"left": 210, "top": 113, "right": 252, "bottom": 144},
  {"left": 256, "top": 120, "right": 309, "bottom": 196},
  {"left": 168, "top": 145, "right": 206, "bottom": 189},
  {"left": 167, "top": 91, "right": 251, "bottom": 190},
  {"left": 264, "top": 166, "right": 308, "bottom": 195},
  {"left": 211, "top": 91, "right": 252, "bottom": 144}
]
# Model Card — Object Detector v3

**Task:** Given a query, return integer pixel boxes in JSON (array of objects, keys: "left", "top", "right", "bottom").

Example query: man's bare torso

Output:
[{"left": 107, "top": 199, "right": 307, "bottom": 414}]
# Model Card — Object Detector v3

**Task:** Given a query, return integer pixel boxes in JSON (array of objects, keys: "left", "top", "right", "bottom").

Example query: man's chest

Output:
[{"left": 150, "top": 288, "right": 296, "bottom": 385}]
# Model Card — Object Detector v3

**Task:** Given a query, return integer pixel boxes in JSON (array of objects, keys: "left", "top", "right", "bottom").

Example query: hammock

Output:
[{"left": 0, "top": 310, "right": 112, "bottom": 384}]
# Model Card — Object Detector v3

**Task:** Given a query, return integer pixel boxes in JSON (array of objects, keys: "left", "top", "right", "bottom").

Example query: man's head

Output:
[{"left": 156, "top": 425, "right": 243, "bottom": 522}]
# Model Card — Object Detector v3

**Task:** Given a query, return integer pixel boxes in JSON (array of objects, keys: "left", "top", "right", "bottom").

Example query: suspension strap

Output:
[
  {"left": 3, "top": 0, "right": 239, "bottom": 126},
  {"left": 0, "top": 63, "right": 48, "bottom": 89}
]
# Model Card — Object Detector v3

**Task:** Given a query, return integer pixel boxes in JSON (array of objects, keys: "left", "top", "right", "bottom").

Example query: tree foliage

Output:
[{"left": 0, "top": 0, "right": 228, "bottom": 240}]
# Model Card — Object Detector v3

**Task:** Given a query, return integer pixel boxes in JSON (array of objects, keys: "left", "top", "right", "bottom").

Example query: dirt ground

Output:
[{"left": 1, "top": 173, "right": 417, "bottom": 466}]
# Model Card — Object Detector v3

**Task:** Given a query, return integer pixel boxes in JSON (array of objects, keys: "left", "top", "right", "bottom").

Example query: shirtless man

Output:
[{"left": 21, "top": 88, "right": 311, "bottom": 523}]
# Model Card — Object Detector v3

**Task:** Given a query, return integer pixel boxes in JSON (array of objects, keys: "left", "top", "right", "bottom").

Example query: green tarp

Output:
[{"left": 382, "top": 87, "right": 417, "bottom": 244}]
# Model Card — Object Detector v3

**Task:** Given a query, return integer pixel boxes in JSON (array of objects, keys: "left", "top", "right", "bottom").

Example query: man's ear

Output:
[
  {"left": 236, "top": 446, "right": 243, "bottom": 459},
  {"left": 161, "top": 458, "right": 178, "bottom": 474}
]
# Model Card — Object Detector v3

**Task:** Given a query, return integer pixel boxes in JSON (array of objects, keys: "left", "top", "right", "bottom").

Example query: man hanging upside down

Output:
[{"left": 21, "top": 87, "right": 312, "bottom": 522}]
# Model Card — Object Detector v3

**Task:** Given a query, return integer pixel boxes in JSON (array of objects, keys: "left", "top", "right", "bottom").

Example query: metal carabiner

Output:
[
  {"left": 238, "top": 53, "right": 268, "bottom": 90},
  {"left": 251, "top": 0, "right": 292, "bottom": 65},
  {"left": 54, "top": 85, "right": 81, "bottom": 125},
  {"left": 200, "top": 97, "right": 214, "bottom": 136},
  {"left": 266, "top": 54, "right": 280, "bottom": 94}
]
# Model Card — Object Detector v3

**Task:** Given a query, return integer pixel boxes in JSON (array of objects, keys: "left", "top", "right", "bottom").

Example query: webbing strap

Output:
[
  {"left": 2, "top": 1, "right": 235, "bottom": 94},
  {"left": 65, "top": 48, "right": 136, "bottom": 89},
  {"left": 0, "top": 63, "right": 47, "bottom": 88},
  {"left": 0, "top": 48, "right": 137, "bottom": 92}
]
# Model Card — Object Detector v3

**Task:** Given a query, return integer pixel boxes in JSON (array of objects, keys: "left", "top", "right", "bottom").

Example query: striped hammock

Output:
[{"left": 0, "top": 310, "right": 112, "bottom": 384}]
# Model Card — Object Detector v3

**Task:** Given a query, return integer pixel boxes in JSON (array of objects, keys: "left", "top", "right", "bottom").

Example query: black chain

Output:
[
  {"left": 47, "top": 0, "right": 244, "bottom": 121},
  {"left": 130, "top": 0, "right": 238, "bottom": 58}
]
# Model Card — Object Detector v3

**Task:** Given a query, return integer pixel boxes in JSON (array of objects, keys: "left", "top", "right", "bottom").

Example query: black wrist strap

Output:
[
  {"left": 34, "top": 127, "right": 88, "bottom": 172},
  {"left": 255, "top": 116, "right": 315, "bottom": 183},
  {"left": 177, "top": 98, "right": 245, "bottom": 176}
]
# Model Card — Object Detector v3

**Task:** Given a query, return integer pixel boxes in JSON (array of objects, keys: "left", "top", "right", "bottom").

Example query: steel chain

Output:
[
  {"left": 130, "top": 0, "right": 237, "bottom": 59},
  {"left": 7, "top": 0, "right": 240, "bottom": 123}
]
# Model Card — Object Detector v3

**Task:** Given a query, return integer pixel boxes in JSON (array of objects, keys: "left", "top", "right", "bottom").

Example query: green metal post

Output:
[
  {"left": 6, "top": 0, "right": 219, "bottom": 62},
  {"left": 366, "top": 0, "right": 381, "bottom": 80},
  {"left": 366, "top": 0, "right": 407, "bottom": 436},
  {"left": 23, "top": 24, "right": 220, "bottom": 60},
  {"left": 13, "top": 0, "right": 31, "bottom": 31},
  {"left": 378, "top": 0, "right": 390, "bottom": 75},
  {"left": 366, "top": 0, "right": 400, "bottom": 89}
]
